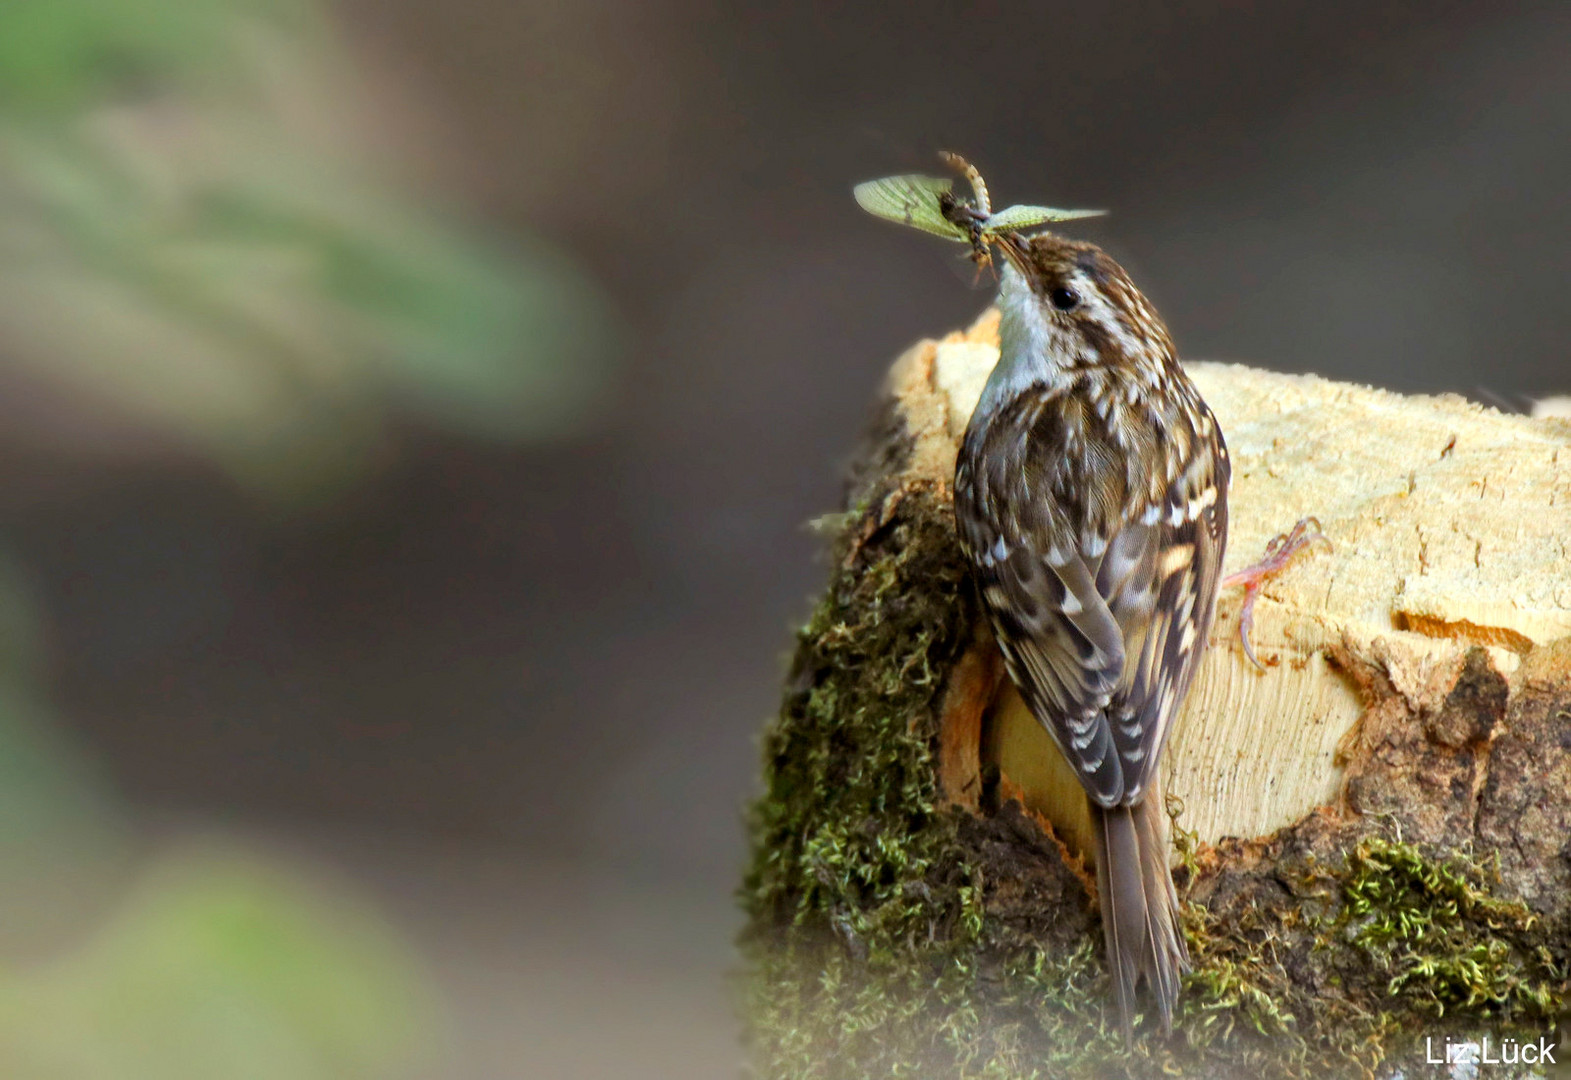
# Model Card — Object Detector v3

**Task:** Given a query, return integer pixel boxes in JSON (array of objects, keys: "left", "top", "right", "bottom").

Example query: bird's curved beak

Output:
[{"left": 993, "top": 233, "right": 1032, "bottom": 279}]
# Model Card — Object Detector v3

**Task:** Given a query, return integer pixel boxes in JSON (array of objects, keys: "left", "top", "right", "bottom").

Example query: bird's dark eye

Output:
[{"left": 1049, "top": 286, "right": 1080, "bottom": 311}]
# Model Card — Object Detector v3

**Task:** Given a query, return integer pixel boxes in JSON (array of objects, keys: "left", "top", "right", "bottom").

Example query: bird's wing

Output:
[
  {"left": 980, "top": 536, "right": 1128, "bottom": 803},
  {"left": 959, "top": 391, "right": 1228, "bottom": 808},
  {"left": 1103, "top": 447, "right": 1229, "bottom": 803}
]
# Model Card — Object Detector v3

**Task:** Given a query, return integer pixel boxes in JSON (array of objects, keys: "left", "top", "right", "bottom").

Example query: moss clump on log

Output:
[
  {"left": 740, "top": 483, "right": 1116, "bottom": 1076},
  {"left": 740, "top": 437, "right": 1570, "bottom": 1077},
  {"left": 743, "top": 484, "right": 982, "bottom": 969}
]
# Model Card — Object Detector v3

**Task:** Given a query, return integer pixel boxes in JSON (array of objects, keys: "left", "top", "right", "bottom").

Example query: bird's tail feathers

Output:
[{"left": 1091, "top": 781, "right": 1189, "bottom": 1041}]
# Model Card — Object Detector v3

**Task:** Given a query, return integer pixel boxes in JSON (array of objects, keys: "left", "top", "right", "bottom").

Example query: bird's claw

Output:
[{"left": 1221, "top": 517, "right": 1329, "bottom": 670}]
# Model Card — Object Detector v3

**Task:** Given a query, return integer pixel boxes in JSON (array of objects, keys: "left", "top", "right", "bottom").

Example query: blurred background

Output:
[{"left": 0, "top": 1, "right": 1564, "bottom": 1077}]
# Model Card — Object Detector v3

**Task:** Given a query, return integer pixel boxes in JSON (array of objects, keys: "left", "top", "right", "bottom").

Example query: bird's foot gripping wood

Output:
[{"left": 1221, "top": 517, "right": 1329, "bottom": 669}]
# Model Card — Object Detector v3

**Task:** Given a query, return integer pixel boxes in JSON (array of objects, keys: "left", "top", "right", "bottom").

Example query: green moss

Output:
[
  {"left": 743, "top": 488, "right": 978, "bottom": 962},
  {"left": 1337, "top": 837, "right": 1558, "bottom": 1019},
  {"left": 741, "top": 489, "right": 1562, "bottom": 1079}
]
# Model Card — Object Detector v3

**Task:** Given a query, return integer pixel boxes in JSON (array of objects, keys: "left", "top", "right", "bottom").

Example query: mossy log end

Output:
[{"left": 742, "top": 310, "right": 1571, "bottom": 1079}]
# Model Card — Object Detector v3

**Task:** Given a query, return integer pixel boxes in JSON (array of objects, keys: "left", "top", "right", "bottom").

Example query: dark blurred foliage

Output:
[
  {"left": 0, "top": 0, "right": 617, "bottom": 494},
  {"left": 0, "top": 1, "right": 1564, "bottom": 1076},
  {"left": 0, "top": 0, "right": 608, "bottom": 1074}
]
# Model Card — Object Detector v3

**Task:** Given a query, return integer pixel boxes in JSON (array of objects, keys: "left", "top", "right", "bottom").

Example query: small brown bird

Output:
[
  {"left": 951, "top": 227, "right": 1229, "bottom": 1037},
  {"left": 854, "top": 155, "right": 1229, "bottom": 1036}
]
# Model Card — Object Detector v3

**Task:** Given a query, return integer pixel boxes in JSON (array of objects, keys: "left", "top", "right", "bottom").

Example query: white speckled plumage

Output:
[{"left": 952, "top": 229, "right": 1229, "bottom": 1039}]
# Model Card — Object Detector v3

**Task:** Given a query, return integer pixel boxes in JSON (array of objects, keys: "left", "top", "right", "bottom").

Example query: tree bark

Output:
[{"left": 742, "top": 310, "right": 1571, "bottom": 1079}]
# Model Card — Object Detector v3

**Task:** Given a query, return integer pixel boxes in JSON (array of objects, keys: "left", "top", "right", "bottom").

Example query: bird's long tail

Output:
[{"left": 1089, "top": 777, "right": 1190, "bottom": 1040}]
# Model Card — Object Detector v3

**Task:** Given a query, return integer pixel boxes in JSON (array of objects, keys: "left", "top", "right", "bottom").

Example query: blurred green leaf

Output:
[
  {"left": 0, "top": 487, "right": 436, "bottom": 1080},
  {"left": 0, "top": 848, "right": 437, "bottom": 1080},
  {"left": 0, "top": 0, "right": 322, "bottom": 113},
  {"left": 0, "top": 0, "right": 620, "bottom": 497}
]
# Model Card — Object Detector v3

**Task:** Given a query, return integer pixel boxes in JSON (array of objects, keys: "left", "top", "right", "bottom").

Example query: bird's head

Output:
[{"left": 991, "top": 232, "right": 1176, "bottom": 380}]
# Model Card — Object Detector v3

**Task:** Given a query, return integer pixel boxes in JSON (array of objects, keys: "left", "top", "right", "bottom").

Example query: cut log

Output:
[
  {"left": 917, "top": 311, "right": 1571, "bottom": 865},
  {"left": 742, "top": 309, "right": 1571, "bottom": 1079}
]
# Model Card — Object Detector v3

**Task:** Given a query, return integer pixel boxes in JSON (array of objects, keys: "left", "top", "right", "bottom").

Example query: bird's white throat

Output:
[{"left": 978, "top": 263, "right": 1076, "bottom": 419}]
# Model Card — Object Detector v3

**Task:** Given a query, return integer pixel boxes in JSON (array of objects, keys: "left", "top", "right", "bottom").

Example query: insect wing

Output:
[
  {"left": 982, "top": 204, "right": 1105, "bottom": 235},
  {"left": 853, "top": 174, "right": 967, "bottom": 240}
]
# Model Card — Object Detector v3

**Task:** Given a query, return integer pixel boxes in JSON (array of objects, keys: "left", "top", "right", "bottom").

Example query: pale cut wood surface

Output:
[{"left": 887, "top": 309, "right": 1571, "bottom": 853}]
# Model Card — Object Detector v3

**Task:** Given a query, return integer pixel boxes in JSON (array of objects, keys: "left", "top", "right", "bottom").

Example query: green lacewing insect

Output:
[{"left": 853, "top": 152, "right": 1103, "bottom": 270}]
